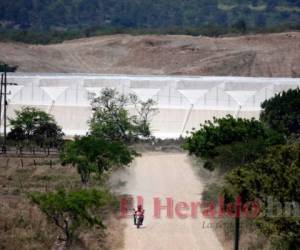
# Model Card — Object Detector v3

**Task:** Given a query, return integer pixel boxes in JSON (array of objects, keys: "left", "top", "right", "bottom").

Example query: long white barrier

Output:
[{"left": 5, "top": 73, "right": 300, "bottom": 138}]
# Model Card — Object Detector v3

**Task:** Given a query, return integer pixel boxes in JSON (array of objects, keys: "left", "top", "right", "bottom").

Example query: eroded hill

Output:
[{"left": 0, "top": 32, "right": 299, "bottom": 77}]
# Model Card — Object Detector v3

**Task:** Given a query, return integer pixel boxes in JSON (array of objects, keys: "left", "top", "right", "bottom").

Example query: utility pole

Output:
[
  {"left": 3, "top": 64, "right": 7, "bottom": 153},
  {"left": 234, "top": 197, "right": 241, "bottom": 250},
  {"left": 0, "top": 73, "right": 3, "bottom": 129},
  {"left": 0, "top": 64, "right": 18, "bottom": 153},
  {"left": 234, "top": 216, "right": 240, "bottom": 250}
]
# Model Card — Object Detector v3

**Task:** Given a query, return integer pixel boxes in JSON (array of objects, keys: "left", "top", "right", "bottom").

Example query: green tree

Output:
[
  {"left": 0, "top": 62, "right": 18, "bottom": 72},
  {"left": 0, "top": 0, "right": 300, "bottom": 44},
  {"left": 8, "top": 106, "right": 64, "bottom": 148},
  {"left": 225, "top": 143, "right": 300, "bottom": 249},
  {"left": 60, "top": 88, "right": 152, "bottom": 184},
  {"left": 183, "top": 115, "right": 284, "bottom": 170},
  {"left": 232, "top": 19, "right": 247, "bottom": 33},
  {"left": 60, "top": 135, "right": 137, "bottom": 184},
  {"left": 29, "top": 188, "right": 113, "bottom": 247},
  {"left": 255, "top": 13, "right": 266, "bottom": 27},
  {"left": 89, "top": 88, "right": 156, "bottom": 144},
  {"left": 260, "top": 88, "right": 300, "bottom": 137}
]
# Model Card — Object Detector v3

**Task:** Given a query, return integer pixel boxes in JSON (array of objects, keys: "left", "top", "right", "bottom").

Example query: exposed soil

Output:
[{"left": 0, "top": 32, "right": 299, "bottom": 77}]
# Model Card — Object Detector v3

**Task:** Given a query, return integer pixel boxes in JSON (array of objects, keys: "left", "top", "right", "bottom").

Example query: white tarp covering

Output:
[
  {"left": 5, "top": 73, "right": 300, "bottom": 138},
  {"left": 225, "top": 91, "right": 256, "bottom": 105},
  {"left": 41, "top": 87, "right": 69, "bottom": 101},
  {"left": 178, "top": 90, "right": 208, "bottom": 105},
  {"left": 131, "top": 88, "right": 160, "bottom": 102},
  {"left": 7, "top": 85, "right": 24, "bottom": 102}
]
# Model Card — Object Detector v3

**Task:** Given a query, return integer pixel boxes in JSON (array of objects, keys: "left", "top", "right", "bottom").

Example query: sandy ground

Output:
[
  {"left": 110, "top": 152, "right": 223, "bottom": 250},
  {"left": 0, "top": 32, "right": 299, "bottom": 77}
]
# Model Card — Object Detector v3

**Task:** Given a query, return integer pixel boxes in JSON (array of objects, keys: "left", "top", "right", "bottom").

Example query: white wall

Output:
[{"left": 5, "top": 73, "right": 300, "bottom": 138}]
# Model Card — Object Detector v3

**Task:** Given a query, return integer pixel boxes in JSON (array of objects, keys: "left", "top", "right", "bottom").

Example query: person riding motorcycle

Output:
[{"left": 134, "top": 204, "right": 144, "bottom": 225}]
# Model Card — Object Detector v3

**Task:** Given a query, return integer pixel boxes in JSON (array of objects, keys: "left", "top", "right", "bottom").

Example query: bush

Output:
[
  {"left": 29, "top": 188, "right": 113, "bottom": 247},
  {"left": 8, "top": 106, "right": 64, "bottom": 148},
  {"left": 183, "top": 115, "right": 284, "bottom": 170},
  {"left": 60, "top": 135, "right": 137, "bottom": 184},
  {"left": 90, "top": 88, "right": 156, "bottom": 143},
  {"left": 0, "top": 62, "right": 18, "bottom": 72},
  {"left": 260, "top": 88, "right": 300, "bottom": 137}
]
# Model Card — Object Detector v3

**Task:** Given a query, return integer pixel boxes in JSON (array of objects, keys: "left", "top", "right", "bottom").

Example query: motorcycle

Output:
[{"left": 133, "top": 210, "right": 144, "bottom": 229}]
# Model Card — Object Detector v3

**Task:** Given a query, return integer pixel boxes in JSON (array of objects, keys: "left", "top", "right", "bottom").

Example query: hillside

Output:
[
  {"left": 1, "top": 0, "right": 299, "bottom": 30},
  {"left": 0, "top": 0, "right": 299, "bottom": 44},
  {"left": 0, "top": 32, "right": 299, "bottom": 77}
]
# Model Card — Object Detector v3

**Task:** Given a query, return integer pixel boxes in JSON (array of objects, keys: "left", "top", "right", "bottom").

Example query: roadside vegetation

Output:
[
  {"left": 183, "top": 88, "right": 300, "bottom": 249},
  {"left": 0, "top": 88, "right": 156, "bottom": 249},
  {"left": 8, "top": 106, "right": 64, "bottom": 151}
]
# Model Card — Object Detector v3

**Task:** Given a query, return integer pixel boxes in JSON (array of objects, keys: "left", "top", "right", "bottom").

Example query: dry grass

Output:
[{"left": 0, "top": 156, "right": 124, "bottom": 250}]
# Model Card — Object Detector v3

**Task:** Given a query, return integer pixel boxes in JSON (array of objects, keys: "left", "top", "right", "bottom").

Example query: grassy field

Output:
[{"left": 0, "top": 156, "right": 124, "bottom": 250}]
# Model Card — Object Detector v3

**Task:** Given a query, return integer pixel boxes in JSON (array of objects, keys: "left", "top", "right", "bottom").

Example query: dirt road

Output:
[{"left": 111, "top": 152, "right": 223, "bottom": 250}]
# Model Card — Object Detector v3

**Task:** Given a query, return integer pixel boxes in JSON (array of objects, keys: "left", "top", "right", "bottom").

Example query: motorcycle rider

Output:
[{"left": 134, "top": 204, "right": 144, "bottom": 225}]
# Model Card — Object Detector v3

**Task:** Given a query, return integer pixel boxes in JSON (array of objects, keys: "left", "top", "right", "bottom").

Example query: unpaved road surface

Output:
[
  {"left": 1, "top": 32, "right": 299, "bottom": 77},
  {"left": 111, "top": 152, "right": 223, "bottom": 250}
]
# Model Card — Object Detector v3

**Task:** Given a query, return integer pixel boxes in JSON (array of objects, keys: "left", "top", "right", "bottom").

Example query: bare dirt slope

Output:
[
  {"left": 0, "top": 32, "right": 300, "bottom": 77},
  {"left": 110, "top": 152, "right": 223, "bottom": 250}
]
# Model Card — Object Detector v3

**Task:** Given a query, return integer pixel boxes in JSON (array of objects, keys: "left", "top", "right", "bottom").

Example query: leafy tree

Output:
[
  {"left": 255, "top": 13, "right": 266, "bottom": 27},
  {"left": 1, "top": 0, "right": 299, "bottom": 44},
  {"left": 89, "top": 88, "right": 156, "bottom": 144},
  {"left": 60, "top": 89, "right": 152, "bottom": 184},
  {"left": 0, "top": 62, "right": 18, "bottom": 72},
  {"left": 225, "top": 143, "right": 300, "bottom": 249},
  {"left": 266, "top": 0, "right": 278, "bottom": 11},
  {"left": 251, "top": 0, "right": 258, "bottom": 6},
  {"left": 8, "top": 106, "right": 64, "bottom": 148},
  {"left": 232, "top": 19, "right": 247, "bottom": 33},
  {"left": 183, "top": 115, "right": 284, "bottom": 170},
  {"left": 209, "top": 138, "right": 272, "bottom": 171},
  {"left": 260, "top": 88, "right": 300, "bottom": 137},
  {"left": 184, "top": 88, "right": 300, "bottom": 249},
  {"left": 29, "top": 188, "right": 113, "bottom": 247},
  {"left": 60, "top": 135, "right": 137, "bottom": 184}
]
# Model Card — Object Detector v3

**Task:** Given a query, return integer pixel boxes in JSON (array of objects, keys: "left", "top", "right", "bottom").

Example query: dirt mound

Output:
[{"left": 0, "top": 32, "right": 299, "bottom": 77}]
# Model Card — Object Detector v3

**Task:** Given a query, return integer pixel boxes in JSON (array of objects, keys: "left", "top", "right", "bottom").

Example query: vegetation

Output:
[
  {"left": 59, "top": 88, "right": 155, "bottom": 184},
  {"left": 260, "top": 88, "right": 300, "bottom": 137},
  {"left": 0, "top": 158, "right": 122, "bottom": 250},
  {"left": 4, "top": 89, "right": 155, "bottom": 247},
  {"left": 29, "top": 188, "right": 113, "bottom": 247},
  {"left": 90, "top": 88, "right": 155, "bottom": 144},
  {"left": 41, "top": 88, "right": 155, "bottom": 247},
  {"left": 226, "top": 143, "right": 300, "bottom": 249},
  {"left": 8, "top": 106, "right": 64, "bottom": 149},
  {"left": 184, "top": 88, "right": 300, "bottom": 249},
  {"left": 60, "top": 135, "right": 137, "bottom": 184},
  {"left": 0, "top": 62, "right": 18, "bottom": 72},
  {"left": 183, "top": 115, "right": 284, "bottom": 170},
  {"left": 0, "top": 0, "right": 299, "bottom": 44},
  {"left": 4, "top": 81, "right": 298, "bottom": 248}
]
